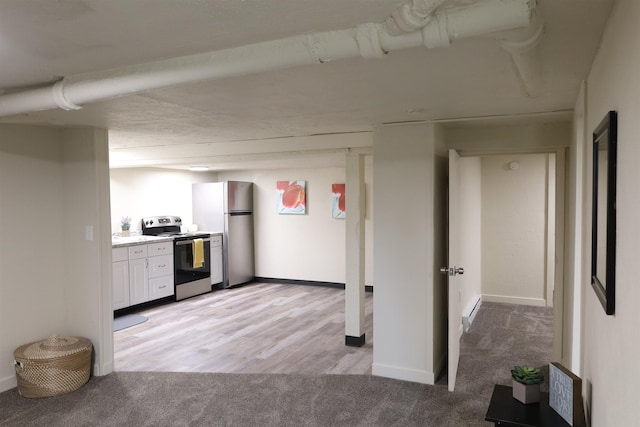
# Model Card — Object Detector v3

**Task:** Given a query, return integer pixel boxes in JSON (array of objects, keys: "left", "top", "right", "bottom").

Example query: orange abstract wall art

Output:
[
  {"left": 277, "top": 180, "right": 306, "bottom": 214},
  {"left": 331, "top": 183, "right": 346, "bottom": 219}
]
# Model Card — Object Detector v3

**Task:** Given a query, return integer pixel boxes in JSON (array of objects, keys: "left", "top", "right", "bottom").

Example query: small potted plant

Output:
[
  {"left": 511, "top": 365, "right": 544, "bottom": 404},
  {"left": 121, "top": 216, "right": 131, "bottom": 237}
]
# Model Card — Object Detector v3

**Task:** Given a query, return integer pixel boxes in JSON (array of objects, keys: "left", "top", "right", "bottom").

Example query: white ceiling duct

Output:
[
  {"left": 493, "top": 8, "right": 545, "bottom": 97},
  {"left": 0, "top": 0, "right": 541, "bottom": 117},
  {"left": 383, "top": 0, "right": 450, "bottom": 35}
]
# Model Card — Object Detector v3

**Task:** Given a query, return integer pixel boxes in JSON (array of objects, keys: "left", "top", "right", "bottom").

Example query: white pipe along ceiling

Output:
[{"left": 0, "top": 0, "right": 543, "bottom": 117}]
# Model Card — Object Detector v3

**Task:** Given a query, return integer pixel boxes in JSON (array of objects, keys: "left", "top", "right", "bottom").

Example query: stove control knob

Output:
[{"left": 176, "top": 217, "right": 182, "bottom": 223}]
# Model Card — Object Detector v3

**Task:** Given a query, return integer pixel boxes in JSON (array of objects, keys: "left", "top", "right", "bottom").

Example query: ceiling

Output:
[{"left": 0, "top": 0, "right": 614, "bottom": 170}]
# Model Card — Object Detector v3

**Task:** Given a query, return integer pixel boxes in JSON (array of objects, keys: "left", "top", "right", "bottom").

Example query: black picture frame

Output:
[{"left": 591, "top": 110, "right": 617, "bottom": 315}]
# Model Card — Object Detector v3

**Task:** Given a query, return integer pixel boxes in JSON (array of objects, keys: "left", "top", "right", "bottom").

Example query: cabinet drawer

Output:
[
  {"left": 112, "top": 247, "right": 128, "bottom": 263},
  {"left": 128, "top": 244, "right": 148, "bottom": 260},
  {"left": 149, "top": 254, "right": 173, "bottom": 278},
  {"left": 149, "top": 275, "right": 174, "bottom": 300},
  {"left": 148, "top": 241, "right": 173, "bottom": 256}
]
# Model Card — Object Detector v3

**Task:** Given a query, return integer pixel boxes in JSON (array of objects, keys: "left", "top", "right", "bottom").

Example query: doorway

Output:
[
  {"left": 447, "top": 150, "right": 565, "bottom": 389},
  {"left": 478, "top": 153, "right": 556, "bottom": 307}
]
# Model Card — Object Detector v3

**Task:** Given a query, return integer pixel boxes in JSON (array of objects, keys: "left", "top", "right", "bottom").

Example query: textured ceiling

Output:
[{"left": 0, "top": 0, "right": 614, "bottom": 170}]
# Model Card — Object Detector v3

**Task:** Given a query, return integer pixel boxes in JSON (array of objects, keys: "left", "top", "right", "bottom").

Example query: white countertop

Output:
[
  {"left": 111, "top": 235, "right": 174, "bottom": 248},
  {"left": 111, "top": 232, "right": 223, "bottom": 248}
]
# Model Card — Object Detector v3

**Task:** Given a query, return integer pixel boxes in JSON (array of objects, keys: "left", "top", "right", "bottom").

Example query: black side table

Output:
[{"left": 485, "top": 385, "right": 584, "bottom": 427}]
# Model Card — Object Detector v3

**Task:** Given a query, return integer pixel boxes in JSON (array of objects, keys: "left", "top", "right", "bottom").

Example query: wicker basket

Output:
[{"left": 13, "top": 334, "right": 93, "bottom": 398}]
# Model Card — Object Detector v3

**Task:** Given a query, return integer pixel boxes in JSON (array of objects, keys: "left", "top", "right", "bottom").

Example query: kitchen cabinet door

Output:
[
  {"left": 129, "top": 258, "right": 149, "bottom": 305},
  {"left": 112, "top": 260, "right": 130, "bottom": 310}
]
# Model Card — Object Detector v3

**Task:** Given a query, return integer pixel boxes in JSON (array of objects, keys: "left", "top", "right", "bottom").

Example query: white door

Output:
[{"left": 443, "top": 149, "right": 464, "bottom": 392}]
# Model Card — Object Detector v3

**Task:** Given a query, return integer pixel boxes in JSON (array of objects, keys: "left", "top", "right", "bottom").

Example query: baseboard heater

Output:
[{"left": 462, "top": 296, "right": 482, "bottom": 332}]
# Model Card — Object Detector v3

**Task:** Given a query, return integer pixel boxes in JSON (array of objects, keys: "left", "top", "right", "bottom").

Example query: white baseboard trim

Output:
[
  {"left": 372, "top": 363, "right": 435, "bottom": 385},
  {"left": 482, "top": 294, "right": 547, "bottom": 307},
  {"left": 0, "top": 374, "right": 17, "bottom": 393},
  {"left": 94, "top": 360, "right": 113, "bottom": 377}
]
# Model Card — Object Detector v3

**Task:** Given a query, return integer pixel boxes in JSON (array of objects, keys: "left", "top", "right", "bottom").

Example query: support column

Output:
[{"left": 345, "top": 151, "right": 366, "bottom": 347}]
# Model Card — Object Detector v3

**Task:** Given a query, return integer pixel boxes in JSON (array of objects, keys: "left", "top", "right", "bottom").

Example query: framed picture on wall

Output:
[
  {"left": 591, "top": 110, "right": 617, "bottom": 315},
  {"left": 277, "top": 180, "right": 306, "bottom": 214},
  {"left": 331, "top": 183, "right": 346, "bottom": 219}
]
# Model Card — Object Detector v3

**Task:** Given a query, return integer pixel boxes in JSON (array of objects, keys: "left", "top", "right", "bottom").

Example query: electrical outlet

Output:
[{"left": 85, "top": 225, "right": 93, "bottom": 241}]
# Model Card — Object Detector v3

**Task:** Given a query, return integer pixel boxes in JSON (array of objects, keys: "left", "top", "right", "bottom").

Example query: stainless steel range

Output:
[{"left": 141, "top": 216, "right": 212, "bottom": 301}]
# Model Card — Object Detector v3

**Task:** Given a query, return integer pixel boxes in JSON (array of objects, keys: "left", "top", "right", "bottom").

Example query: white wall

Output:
[
  {"left": 0, "top": 124, "right": 112, "bottom": 392},
  {"left": 218, "top": 166, "right": 374, "bottom": 285},
  {"left": 459, "top": 157, "right": 482, "bottom": 318},
  {"left": 481, "top": 154, "right": 548, "bottom": 306},
  {"left": 581, "top": 1, "right": 640, "bottom": 425},
  {"left": 372, "top": 122, "right": 446, "bottom": 384},
  {"left": 61, "top": 128, "right": 113, "bottom": 377},
  {"left": 564, "top": 83, "right": 587, "bottom": 373},
  {"left": 109, "top": 168, "right": 218, "bottom": 233},
  {"left": 0, "top": 126, "right": 66, "bottom": 392},
  {"left": 446, "top": 122, "right": 571, "bottom": 155}
]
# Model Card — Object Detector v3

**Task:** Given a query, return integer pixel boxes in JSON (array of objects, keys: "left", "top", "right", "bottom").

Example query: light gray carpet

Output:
[
  {"left": 113, "top": 314, "right": 148, "bottom": 332},
  {"left": 0, "top": 373, "right": 485, "bottom": 426},
  {"left": 451, "top": 302, "right": 554, "bottom": 397},
  {"left": 0, "top": 302, "right": 553, "bottom": 427}
]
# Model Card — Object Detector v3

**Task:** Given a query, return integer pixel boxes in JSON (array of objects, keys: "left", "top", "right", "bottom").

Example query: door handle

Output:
[{"left": 440, "top": 266, "right": 465, "bottom": 276}]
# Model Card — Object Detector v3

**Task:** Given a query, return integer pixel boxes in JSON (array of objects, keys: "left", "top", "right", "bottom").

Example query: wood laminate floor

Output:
[{"left": 114, "top": 282, "right": 373, "bottom": 375}]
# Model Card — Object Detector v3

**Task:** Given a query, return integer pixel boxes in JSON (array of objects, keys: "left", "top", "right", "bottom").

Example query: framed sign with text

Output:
[{"left": 549, "top": 362, "right": 585, "bottom": 426}]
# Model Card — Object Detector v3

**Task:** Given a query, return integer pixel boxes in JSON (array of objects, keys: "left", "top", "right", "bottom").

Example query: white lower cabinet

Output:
[
  {"left": 112, "top": 241, "right": 174, "bottom": 310},
  {"left": 112, "top": 247, "right": 130, "bottom": 310},
  {"left": 112, "top": 260, "right": 130, "bottom": 310},
  {"left": 211, "top": 234, "right": 223, "bottom": 285},
  {"left": 148, "top": 242, "right": 174, "bottom": 301}
]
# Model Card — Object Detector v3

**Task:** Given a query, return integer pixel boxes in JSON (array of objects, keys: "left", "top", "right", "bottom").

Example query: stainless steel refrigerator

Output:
[{"left": 192, "top": 181, "right": 254, "bottom": 288}]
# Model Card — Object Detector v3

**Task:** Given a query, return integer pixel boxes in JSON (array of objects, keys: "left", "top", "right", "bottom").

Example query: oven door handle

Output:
[{"left": 175, "top": 238, "right": 211, "bottom": 246}]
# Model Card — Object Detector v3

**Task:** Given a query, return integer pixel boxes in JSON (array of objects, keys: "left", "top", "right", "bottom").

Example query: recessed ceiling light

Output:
[{"left": 189, "top": 166, "right": 209, "bottom": 172}]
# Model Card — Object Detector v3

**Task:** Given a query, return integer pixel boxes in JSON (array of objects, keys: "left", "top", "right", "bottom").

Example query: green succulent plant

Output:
[{"left": 511, "top": 366, "right": 544, "bottom": 385}]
